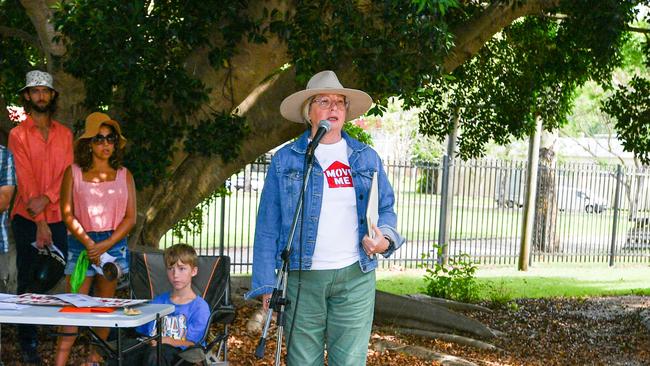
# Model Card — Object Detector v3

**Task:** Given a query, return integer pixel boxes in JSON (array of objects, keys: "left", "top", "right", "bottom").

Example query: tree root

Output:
[
  {"left": 391, "top": 327, "right": 500, "bottom": 351},
  {"left": 372, "top": 339, "right": 478, "bottom": 366},
  {"left": 375, "top": 290, "right": 497, "bottom": 339},
  {"left": 407, "top": 294, "right": 494, "bottom": 313}
]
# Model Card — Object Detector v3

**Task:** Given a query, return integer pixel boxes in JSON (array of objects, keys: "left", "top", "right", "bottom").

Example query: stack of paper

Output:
[{"left": 366, "top": 172, "right": 379, "bottom": 238}]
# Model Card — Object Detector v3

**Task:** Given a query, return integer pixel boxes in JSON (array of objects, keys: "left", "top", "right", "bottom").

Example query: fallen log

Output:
[
  {"left": 392, "top": 327, "right": 500, "bottom": 351},
  {"left": 375, "top": 290, "right": 497, "bottom": 339},
  {"left": 407, "top": 294, "right": 494, "bottom": 313},
  {"left": 372, "top": 339, "right": 478, "bottom": 366}
]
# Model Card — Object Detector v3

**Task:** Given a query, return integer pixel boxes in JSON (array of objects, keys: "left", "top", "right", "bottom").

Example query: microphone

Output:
[{"left": 306, "top": 120, "right": 331, "bottom": 158}]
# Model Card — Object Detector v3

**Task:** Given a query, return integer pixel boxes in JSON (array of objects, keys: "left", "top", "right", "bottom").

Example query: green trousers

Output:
[{"left": 285, "top": 262, "right": 376, "bottom": 366}]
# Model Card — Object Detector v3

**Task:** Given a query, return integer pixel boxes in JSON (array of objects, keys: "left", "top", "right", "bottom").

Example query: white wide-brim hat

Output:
[
  {"left": 19, "top": 70, "right": 56, "bottom": 92},
  {"left": 280, "top": 70, "right": 373, "bottom": 123}
]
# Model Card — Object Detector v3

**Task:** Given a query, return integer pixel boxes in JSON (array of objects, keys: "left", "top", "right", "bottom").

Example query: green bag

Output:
[{"left": 70, "top": 250, "right": 89, "bottom": 293}]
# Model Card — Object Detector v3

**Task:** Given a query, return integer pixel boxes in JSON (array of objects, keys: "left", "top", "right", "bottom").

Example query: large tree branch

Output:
[
  {"left": 18, "top": 1, "right": 90, "bottom": 127},
  {"left": 443, "top": 0, "right": 561, "bottom": 72},
  {"left": 159, "top": 0, "right": 292, "bottom": 176},
  {"left": 627, "top": 26, "right": 650, "bottom": 34},
  {"left": 0, "top": 25, "right": 43, "bottom": 54},
  {"left": 140, "top": 1, "right": 295, "bottom": 243},
  {"left": 19, "top": 0, "right": 66, "bottom": 71},
  {"left": 140, "top": 69, "right": 304, "bottom": 244}
]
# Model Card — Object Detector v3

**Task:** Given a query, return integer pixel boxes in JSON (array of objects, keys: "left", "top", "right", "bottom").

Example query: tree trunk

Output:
[{"left": 534, "top": 129, "right": 559, "bottom": 253}]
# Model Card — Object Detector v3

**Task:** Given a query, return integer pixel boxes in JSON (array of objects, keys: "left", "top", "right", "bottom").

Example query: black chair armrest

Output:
[{"left": 214, "top": 304, "right": 236, "bottom": 325}]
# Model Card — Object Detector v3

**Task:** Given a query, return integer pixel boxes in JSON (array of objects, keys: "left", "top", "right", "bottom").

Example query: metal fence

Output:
[{"left": 160, "top": 156, "right": 650, "bottom": 273}]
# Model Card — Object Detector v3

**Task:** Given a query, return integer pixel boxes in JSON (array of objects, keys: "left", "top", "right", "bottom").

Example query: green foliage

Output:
[
  {"left": 411, "top": 129, "right": 443, "bottom": 194},
  {"left": 185, "top": 112, "right": 250, "bottom": 162},
  {"left": 414, "top": 160, "right": 439, "bottom": 194},
  {"left": 0, "top": 0, "right": 45, "bottom": 104},
  {"left": 412, "top": 135, "right": 443, "bottom": 163},
  {"left": 411, "top": 0, "right": 460, "bottom": 16},
  {"left": 600, "top": 13, "right": 650, "bottom": 164},
  {"left": 422, "top": 246, "right": 481, "bottom": 303},
  {"left": 562, "top": 82, "right": 610, "bottom": 138},
  {"left": 343, "top": 121, "right": 372, "bottom": 146},
  {"left": 416, "top": 0, "right": 636, "bottom": 159},
  {"left": 48, "top": 1, "right": 260, "bottom": 187},
  {"left": 280, "top": 0, "right": 455, "bottom": 113},
  {"left": 485, "top": 280, "right": 515, "bottom": 308},
  {"left": 172, "top": 184, "right": 230, "bottom": 238},
  {"left": 602, "top": 75, "right": 650, "bottom": 163}
]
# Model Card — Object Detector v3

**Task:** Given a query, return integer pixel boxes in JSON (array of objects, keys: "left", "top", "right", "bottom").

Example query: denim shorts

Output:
[{"left": 64, "top": 231, "right": 130, "bottom": 276}]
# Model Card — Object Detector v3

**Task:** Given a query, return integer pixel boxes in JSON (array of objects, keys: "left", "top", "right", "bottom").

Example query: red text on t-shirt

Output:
[{"left": 324, "top": 161, "right": 354, "bottom": 188}]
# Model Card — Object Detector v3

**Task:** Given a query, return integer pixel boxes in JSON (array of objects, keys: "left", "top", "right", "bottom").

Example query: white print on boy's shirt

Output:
[
  {"left": 150, "top": 314, "right": 188, "bottom": 340},
  {"left": 324, "top": 161, "right": 353, "bottom": 188}
]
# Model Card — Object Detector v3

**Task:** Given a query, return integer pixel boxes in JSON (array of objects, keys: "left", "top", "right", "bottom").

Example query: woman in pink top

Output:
[{"left": 55, "top": 112, "right": 136, "bottom": 366}]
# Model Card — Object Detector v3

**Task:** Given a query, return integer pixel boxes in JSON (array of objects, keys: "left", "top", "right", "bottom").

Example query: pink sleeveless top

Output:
[{"left": 71, "top": 164, "right": 128, "bottom": 232}]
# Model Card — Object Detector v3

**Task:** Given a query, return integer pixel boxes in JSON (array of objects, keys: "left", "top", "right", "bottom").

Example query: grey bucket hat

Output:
[{"left": 19, "top": 70, "right": 57, "bottom": 92}]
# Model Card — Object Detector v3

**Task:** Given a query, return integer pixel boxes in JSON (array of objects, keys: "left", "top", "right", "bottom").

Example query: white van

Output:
[{"left": 557, "top": 187, "right": 608, "bottom": 213}]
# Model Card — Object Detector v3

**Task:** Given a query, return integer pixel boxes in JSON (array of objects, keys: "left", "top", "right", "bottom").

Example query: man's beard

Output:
[{"left": 27, "top": 99, "right": 55, "bottom": 114}]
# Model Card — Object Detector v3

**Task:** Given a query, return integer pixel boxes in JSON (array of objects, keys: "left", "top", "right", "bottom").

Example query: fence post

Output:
[
  {"left": 609, "top": 165, "right": 623, "bottom": 267},
  {"left": 437, "top": 109, "right": 460, "bottom": 265},
  {"left": 437, "top": 155, "right": 450, "bottom": 264},
  {"left": 519, "top": 116, "right": 542, "bottom": 271},
  {"left": 219, "top": 190, "right": 226, "bottom": 257}
]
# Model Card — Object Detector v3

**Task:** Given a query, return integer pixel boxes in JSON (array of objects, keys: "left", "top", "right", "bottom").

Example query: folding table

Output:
[{"left": 0, "top": 303, "right": 174, "bottom": 366}]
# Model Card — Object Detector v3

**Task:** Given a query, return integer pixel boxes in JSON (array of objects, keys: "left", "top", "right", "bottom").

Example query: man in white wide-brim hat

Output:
[
  {"left": 247, "top": 70, "right": 405, "bottom": 365},
  {"left": 9, "top": 70, "right": 73, "bottom": 365}
]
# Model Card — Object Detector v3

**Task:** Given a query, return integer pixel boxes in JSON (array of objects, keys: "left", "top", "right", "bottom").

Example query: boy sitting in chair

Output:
[{"left": 130, "top": 243, "right": 210, "bottom": 366}]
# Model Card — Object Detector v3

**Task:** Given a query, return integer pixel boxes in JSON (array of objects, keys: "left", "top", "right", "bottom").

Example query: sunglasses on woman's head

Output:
[{"left": 91, "top": 133, "right": 118, "bottom": 145}]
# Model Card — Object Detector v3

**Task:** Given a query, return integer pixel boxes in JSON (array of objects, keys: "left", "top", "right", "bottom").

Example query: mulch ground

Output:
[{"left": 1, "top": 295, "right": 648, "bottom": 365}]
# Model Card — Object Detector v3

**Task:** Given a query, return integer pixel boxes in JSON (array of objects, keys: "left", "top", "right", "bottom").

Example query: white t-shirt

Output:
[{"left": 311, "top": 138, "right": 359, "bottom": 270}]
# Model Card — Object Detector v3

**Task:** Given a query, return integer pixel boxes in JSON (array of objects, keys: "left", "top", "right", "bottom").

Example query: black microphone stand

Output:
[{"left": 255, "top": 144, "right": 318, "bottom": 365}]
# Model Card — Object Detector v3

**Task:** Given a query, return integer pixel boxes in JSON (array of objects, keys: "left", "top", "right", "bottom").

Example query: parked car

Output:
[
  {"left": 624, "top": 217, "right": 650, "bottom": 249},
  {"left": 557, "top": 187, "right": 608, "bottom": 213}
]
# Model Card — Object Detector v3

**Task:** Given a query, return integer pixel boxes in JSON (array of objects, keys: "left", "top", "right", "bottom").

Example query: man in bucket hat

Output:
[
  {"left": 8, "top": 70, "right": 73, "bottom": 364},
  {"left": 246, "top": 70, "right": 405, "bottom": 365}
]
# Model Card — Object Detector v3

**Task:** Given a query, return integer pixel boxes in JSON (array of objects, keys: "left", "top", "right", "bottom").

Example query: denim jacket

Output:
[{"left": 246, "top": 130, "right": 405, "bottom": 300}]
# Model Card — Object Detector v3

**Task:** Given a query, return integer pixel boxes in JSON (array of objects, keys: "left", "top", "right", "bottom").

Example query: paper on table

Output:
[
  {"left": 0, "top": 293, "right": 17, "bottom": 301},
  {"left": 1, "top": 293, "right": 149, "bottom": 307},
  {"left": 0, "top": 302, "right": 29, "bottom": 310},
  {"left": 52, "top": 293, "right": 104, "bottom": 307},
  {"left": 365, "top": 172, "right": 378, "bottom": 238}
]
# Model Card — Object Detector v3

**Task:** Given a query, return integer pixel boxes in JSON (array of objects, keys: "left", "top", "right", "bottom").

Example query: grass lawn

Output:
[{"left": 376, "top": 263, "right": 650, "bottom": 301}]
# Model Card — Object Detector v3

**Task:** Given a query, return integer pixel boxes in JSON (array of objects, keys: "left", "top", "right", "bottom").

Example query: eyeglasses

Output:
[
  {"left": 91, "top": 133, "right": 118, "bottom": 145},
  {"left": 311, "top": 97, "right": 349, "bottom": 110}
]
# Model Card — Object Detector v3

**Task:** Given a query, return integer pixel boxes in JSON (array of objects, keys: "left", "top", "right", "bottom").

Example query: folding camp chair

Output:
[{"left": 129, "top": 249, "right": 236, "bottom": 366}]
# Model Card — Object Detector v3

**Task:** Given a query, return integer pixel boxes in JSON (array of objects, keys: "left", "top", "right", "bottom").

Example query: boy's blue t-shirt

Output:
[{"left": 136, "top": 292, "right": 210, "bottom": 349}]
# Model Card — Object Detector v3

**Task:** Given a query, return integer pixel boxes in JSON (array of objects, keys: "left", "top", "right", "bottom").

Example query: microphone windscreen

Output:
[{"left": 318, "top": 120, "right": 331, "bottom": 132}]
